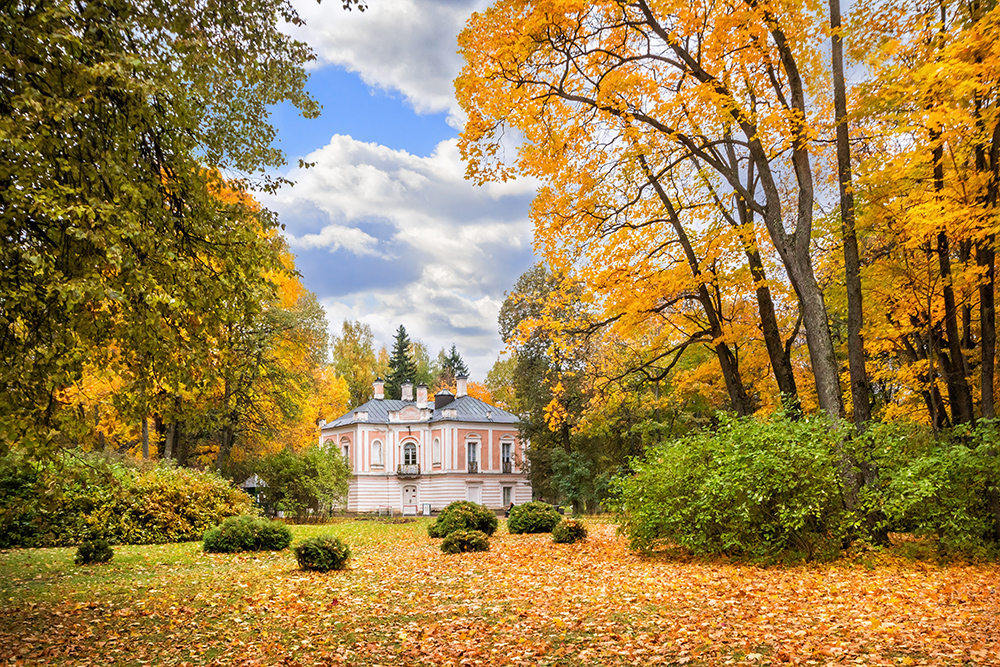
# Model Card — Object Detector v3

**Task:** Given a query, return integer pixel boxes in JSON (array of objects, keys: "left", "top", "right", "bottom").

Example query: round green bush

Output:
[
  {"left": 428, "top": 500, "right": 498, "bottom": 538},
  {"left": 507, "top": 501, "right": 561, "bottom": 534},
  {"left": 552, "top": 518, "right": 588, "bottom": 544},
  {"left": 75, "top": 539, "right": 114, "bottom": 565},
  {"left": 294, "top": 535, "right": 352, "bottom": 571},
  {"left": 203, "top": 515, "right": 292, "bottom": 553},
  {"left": 441, "top": 529, "right": 490, "bottom": 554}
]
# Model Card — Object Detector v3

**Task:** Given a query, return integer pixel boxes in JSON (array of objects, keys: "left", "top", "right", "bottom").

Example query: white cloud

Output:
[
  {"left": 265, "top": 134, "right": 536, "bottom": 378},
  {"left": 290, "top": 0, "right": 486, "bottom": 124},
  {"left": 288, "top": 223, "right": 384, "bottom": 256}
]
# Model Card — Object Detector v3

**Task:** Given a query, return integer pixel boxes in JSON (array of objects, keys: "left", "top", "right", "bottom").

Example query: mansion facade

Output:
[{"left": 319, "top": 376, "right": 531, "bottom": 514}]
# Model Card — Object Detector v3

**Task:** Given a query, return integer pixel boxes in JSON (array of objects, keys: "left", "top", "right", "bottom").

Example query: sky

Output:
[{"left": 257, "top": 0, "right": 537, "bottom": 381}]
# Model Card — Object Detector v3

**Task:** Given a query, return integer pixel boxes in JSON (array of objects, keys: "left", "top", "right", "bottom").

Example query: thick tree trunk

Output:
[{"left": 830, "top": 0, "right": 870, "bottom": 429}]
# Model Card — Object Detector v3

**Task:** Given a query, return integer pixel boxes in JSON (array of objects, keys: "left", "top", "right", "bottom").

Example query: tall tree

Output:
[
  {"left": 829, "top": 0, "right": 870, "bottom": 429},
  {"left": 458, "top": 0, "right": 845, "bottom": 420},
  {"left": 0, "top": 0, "right": 328, "bottom": 458},
  {"left": 331, "top": 320, "right": 378, "bottom": 408},
  {"left": 385, "top": 326, "right": 418, "bottom": 400},
  {"left": 436, "top": 344, "right": 470, "bottom": 391}
]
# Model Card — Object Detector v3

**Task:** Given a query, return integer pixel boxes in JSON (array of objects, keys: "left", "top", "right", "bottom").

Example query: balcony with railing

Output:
[
  {"left": 396, "top": 463, "right": 420, "bottom": 478},
  {"left": 467, "top": 460, "right": 479, "bottom": 474},
  {"left": 502, "top": 459, "right": 513, "bottom": 474}
]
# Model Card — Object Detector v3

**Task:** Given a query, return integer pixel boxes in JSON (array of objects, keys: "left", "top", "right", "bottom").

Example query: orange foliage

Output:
[{"left": 2, "top": 523, "right": 997, "bottom": 665}]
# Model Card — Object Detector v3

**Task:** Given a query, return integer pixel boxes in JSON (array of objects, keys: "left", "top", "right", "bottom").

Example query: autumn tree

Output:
[
  {"left": 457, "top": 0, "right": 845, "bottom": 421},
  {"left": 0, "top": 0, "right": 328, "bottom": 459},
  {"left": 331, "top": 320, "right": 379, "bottom": 408}
]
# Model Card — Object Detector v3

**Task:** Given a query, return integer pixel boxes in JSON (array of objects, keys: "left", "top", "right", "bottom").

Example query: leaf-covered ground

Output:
[{"left": 1, "top": 520, "right": 997, "bottom": 666}]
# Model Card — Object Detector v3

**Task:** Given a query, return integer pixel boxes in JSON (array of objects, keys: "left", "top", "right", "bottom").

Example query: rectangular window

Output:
[{"left": 502, "top": 486, "right": 512, "bottom": 507}]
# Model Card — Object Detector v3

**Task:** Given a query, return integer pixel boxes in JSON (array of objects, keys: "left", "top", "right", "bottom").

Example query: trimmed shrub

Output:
[
  {"left": 507, "top": 501, "right": 561, "bottom": 534},
  {"left": 552, "top": 518, "right": 587, "bottom": 544},
  {"left": 75, "top": 539, "right": 114, "bottom": 565},
  {"left": 203, "top": 515, "right": 292, "bottom": 553},
  {"left": 441, "top": 529, "right": 490, "bottom": 554},
  {"left": 428, "top": 501, "right": 498, "bottom": 538},
  {"left": 294, "top": 536, "right": 352, "bottom": 571}
]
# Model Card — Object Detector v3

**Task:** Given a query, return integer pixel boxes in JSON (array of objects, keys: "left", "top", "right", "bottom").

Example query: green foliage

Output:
[
  {"left": 203, "top": 515, "right": 292, "bottom": 553},
  {"left": 294, "top": 535, "right": 352, "bottom": 571},
  {"left": 385, "top": 325, "right": 418, "bottom": 400},
  {"left": 0, "top": 452, "right": 254, "bottom": 548},
  {"left": 331, "top": 320, "right": 378, "bottom": 408},
  {"left": 255, "top": 445, "right": 351, "bottom": 521},
  {"left": 75, "top": 539, "right": 114, "bottom": 565},
  {"left": 552, "top": 518, "right": 588, "bottom": 544},
  {"left": 440, "top": 529, "right": 490, "bottom": 554},
  {"left": 507, "top": 501, "right": 562, "bottom": 534},
  {"left": 0, "top": 0, "right": 321, "bottom": 459},
  {"left": 862, "top": 420, "right": 1000, "bottom": 556},
  {"left": 612, "top": 414, "right": 848, "bottom": 562},
  {"left": 428, "top": 501, "right": 498, "bottom": 538}
]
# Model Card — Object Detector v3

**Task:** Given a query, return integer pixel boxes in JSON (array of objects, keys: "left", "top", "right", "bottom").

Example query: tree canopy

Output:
[{"left": 0, "top": 0, "right": 326, "bottom": 458}]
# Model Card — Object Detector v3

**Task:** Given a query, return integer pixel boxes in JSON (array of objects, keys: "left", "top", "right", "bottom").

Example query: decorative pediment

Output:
[{"left": 398, "top": 406, "right": 421, "bottom": 421}]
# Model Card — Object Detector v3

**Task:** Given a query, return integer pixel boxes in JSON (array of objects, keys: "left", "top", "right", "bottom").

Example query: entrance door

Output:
[
  {"left": 466, "top": 484, "right": 481, "bottom": 505},
  {"left": 403, "top": 485, "right": 418, "bottom": 506}
]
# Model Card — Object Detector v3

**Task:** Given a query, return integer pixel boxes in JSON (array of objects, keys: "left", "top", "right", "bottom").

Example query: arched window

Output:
[
  {"left": 371, "top": 439, "right": 383, "bottom": 466},
  {"left": 466, "top": 436, "right": 480, "bottom": 473},
  {"left": 403, "top": 442, "right": 417, "bottom": 466},
  {"left": 432, "top": 437, "right": 441, "bottom": 465},
  {"left": 340, "top": 437, "right": 351, "bottom": 469},
  {"left": 501, "top": 438, "right": 514, "bottom": 473}
]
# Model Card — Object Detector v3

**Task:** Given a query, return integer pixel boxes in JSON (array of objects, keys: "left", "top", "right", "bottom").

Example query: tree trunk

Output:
[
  {"left": 141, "top": 416, "right": 149, "bottom": 460},
  {"left": 642, "top": 156, "right": 755, "bottom": 416},
  {"left": 830, "top": 0, "right": 870, "bottom": 430},
  {"left": 936, "top": 228, "right": 975, "bottom": 424}
]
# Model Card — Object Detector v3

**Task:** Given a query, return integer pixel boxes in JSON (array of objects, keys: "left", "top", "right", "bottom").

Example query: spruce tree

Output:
[{"left": 386, "top": 325, "right": 418, "bottom": 400}]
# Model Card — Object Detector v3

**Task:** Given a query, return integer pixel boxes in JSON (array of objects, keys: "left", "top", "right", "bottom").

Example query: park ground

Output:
[{"left": 1, "top": 520, "right": 998, "bottom": 666}]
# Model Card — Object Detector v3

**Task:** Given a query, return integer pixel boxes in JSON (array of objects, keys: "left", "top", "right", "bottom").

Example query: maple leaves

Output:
[{"left": 2, "top": 521, "right": 998, "bottom": 666}]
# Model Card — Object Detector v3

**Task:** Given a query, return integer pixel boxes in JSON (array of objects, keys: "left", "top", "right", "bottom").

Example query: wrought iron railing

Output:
[
  {"left": 396, "top": 463, "right": 420, "bottom": 477},
  {"left": 502, "top": 460, "right": 513, "bottom": 474},
  {"left": 467, "top": 461, "right": 479, "bottom": 474}
]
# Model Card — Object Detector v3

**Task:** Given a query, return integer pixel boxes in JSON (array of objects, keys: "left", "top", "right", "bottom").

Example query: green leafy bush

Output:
[
  {"left": 428, "top": 501, "right": 498, "bottom": 538},
  {"left": 611, "top": 414, "right": 847, "bottom": 562},
  {"left": 552, "top": 518, "right": 588, "bottom": 544},
  {"left": 202, "top": 515, "right": 292, "bottom": 553},
  {"left": 75, "top": 539, "right": 114, "bottom": 565},
  {"left": 441, "top": 529, "right": 490, "bottom": 554},
  {"left": 294, "top": 536, "right": 352, "bottom": 571},
  {"left": 0, "top": 452, "right": 254, "bottom": 548},
  {"left": 863, "top": 420, "right": 1000, "bottom": 556},
  {"left": 507, "top": 501, "right": 561, "bottom": 534}
]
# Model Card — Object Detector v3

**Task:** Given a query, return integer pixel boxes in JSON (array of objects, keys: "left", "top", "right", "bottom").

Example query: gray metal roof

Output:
[{"left": 325, "top": 395, "right": 519, "bottom": 428}]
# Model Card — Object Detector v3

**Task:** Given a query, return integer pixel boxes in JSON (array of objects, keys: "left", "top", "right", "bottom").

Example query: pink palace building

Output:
[{"left": 318, "top": 376, "right": 531, "bottom": 514}]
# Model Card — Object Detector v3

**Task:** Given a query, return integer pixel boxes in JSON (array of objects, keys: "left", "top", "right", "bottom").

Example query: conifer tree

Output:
[{"left": 386, "top": 326, "right": 418, "bottom": 400}]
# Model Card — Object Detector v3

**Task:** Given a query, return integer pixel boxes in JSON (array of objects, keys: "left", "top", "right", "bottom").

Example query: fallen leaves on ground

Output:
[{"left": 1, "top": 521, "right": 997, "bottom": 666}]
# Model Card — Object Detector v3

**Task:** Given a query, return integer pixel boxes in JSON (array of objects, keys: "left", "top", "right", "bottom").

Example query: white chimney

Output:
[
  {"left": 456, "top": 374, "right": 468, "bottom": 398},
  {"left": 402, "top": 380, "right": 414, "bottom": 401},
  {"left": 374, "top": 378, "right": 384, "bottom": 400},
  {"left": 416, "top": 383, "right": 428, "bottom": 409}
]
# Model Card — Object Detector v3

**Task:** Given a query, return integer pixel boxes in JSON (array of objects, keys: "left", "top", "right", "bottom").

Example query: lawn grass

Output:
[{"left": 1, "top": 519, "right": 997, "bottom": 666}]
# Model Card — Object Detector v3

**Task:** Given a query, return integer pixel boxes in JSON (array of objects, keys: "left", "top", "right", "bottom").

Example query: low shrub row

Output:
[{"left": 0, "top": 452, "right": 254, "bottom": 548}]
